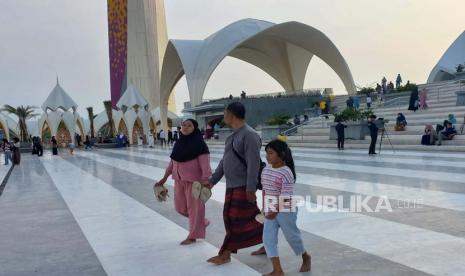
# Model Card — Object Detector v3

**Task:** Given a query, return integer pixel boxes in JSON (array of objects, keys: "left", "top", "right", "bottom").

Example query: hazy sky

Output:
[{"left": 1, "top": 0, "right": 464, "bottom": 115}]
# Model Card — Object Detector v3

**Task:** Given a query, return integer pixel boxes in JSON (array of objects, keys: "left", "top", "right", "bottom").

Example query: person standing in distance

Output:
[{"left": 368, "top": 115, "right": 379, "bottom": 155}]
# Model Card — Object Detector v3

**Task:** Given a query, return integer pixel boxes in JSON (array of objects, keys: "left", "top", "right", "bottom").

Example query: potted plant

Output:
[
  {"left": 261, "top": 114, "right": 292, "bottom": 141},
  {"left": 330, "top": 108, "right": 374, "bottom": 140}
]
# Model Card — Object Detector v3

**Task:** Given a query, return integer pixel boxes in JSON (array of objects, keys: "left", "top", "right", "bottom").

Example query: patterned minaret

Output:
[{"left": 108, "top": 0, "right": 175, "bottom": 112}]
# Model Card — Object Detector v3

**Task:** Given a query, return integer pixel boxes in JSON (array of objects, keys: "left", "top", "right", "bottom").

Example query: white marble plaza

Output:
[{"left": 1, "top": 145, "right": 465, "bottom": 276}]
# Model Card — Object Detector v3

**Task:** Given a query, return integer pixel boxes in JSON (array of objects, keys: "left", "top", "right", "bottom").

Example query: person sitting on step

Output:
[
  {"left": 395, "top": 113, "right": 407, "bottom": 131},
  {"left": 421, "top": 124, "right": 437, "bottom": 146},
  {"left": 437, "top": 122, "right": 457, "bottom": 146}
]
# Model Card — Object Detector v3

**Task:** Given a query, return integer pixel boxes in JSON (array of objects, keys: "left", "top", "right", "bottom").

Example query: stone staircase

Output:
[{"left": 287, "top": 80, "right": 465, "bottom": 151}]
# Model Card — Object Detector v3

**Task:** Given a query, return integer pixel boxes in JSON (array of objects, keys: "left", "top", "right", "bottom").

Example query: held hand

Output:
[
  {"left": 265, "top": 212, "right": 278, "bottom": 220},
  {"left": 155, "top": 178, "right": 167, "bottom": 187},
  {"left": 201, "top": 181, "right": 213, "bottom": 189},
  {"left": 246, "top": 191, "right": 257, "bottom": 203}
]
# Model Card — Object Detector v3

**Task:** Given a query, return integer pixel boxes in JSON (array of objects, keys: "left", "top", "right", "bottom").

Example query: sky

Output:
[{"left": 1, "top": 0, "right": 464, "bottom": 115}]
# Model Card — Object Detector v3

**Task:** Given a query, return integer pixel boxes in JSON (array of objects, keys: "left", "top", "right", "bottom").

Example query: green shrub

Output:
[
  {"left": 266, "top": 114, "right": 291, "bottom": 126},
  {"left": 357, "top": 87, "right": 375, "bottom": 96},
  {"left": 334, "top": 108, "right": 374, "bottom": 122},
  {"left": 396, "top": 82, "right": 418, "bottom": 92},
  {"left": 456, "top": 64, "right": 465, "bottom": 73}
]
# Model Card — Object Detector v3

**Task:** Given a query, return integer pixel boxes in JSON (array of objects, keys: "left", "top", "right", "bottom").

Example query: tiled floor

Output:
[{"left": 1, "top": 145, "right": 465, "bottom": 275}]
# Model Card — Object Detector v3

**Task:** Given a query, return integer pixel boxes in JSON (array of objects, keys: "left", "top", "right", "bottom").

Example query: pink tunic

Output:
[
  {"left": 165, "top": 154, "right": 212, "bottom": 239},
  {"left": 165, "top": 153, "right": 212, "bottom": 182}
]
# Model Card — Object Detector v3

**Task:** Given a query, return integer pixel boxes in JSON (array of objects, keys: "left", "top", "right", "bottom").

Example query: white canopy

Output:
[
  {"left": 41, "top": 79, "right": 78, "bottom": 113},
  {"left": 160, "top": 19, "right": 357, "bottom": 108},
  {"left": 116, "top": 84, "right": 149, "bottom": 112},
  {"left": 428, "top": 30, "right": 465, "bottom": 83}
]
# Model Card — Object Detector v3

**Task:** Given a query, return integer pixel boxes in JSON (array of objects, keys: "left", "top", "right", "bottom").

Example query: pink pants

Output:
[{"left": 174, "top": 180, "right": 207, "bottom": 239}]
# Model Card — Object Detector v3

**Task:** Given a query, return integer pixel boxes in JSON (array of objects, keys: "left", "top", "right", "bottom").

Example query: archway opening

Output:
[
  {"left": 117, "top": 119, "right": 129, "bottom": 136},
  {"left": 42, "top": 121, "right": 52, "bottom": 145},
  {"left": 56, "top": 121, "right": 71, "bottom": 147},
  {"left": 149, "top": 117, "right": 157, "bottom": 135},
  {"left": 132, "top": 118, "right": 145, "bottom": 145},
  {"left": 156, "top": 118, "right": 173, "bottom": 128},
  {"left": 97, "top": 123, "right": 112, "bottom": 139},
  {"left": 304, "top": 56, "right": 346, "bottom": 95},
  {"left": 75, "top": 120, "right": 85, "bottom": 146},
  {"left": 203, "top": 56, "right": 284, "bottom": 100}
]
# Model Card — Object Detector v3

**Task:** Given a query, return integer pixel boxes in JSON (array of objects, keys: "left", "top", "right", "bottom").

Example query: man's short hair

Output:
[
  {"left": 370, "top": 115, "right": 377, "bottom": 119},
  {"left": 226, "top": 102, "right": 246, "bottom": 119}
]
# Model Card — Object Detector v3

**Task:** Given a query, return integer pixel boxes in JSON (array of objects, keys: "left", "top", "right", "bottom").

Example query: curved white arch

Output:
[
  {"left": 428, "top": 31, "right": 465, "bottom": 83},
  {"left": 0, "top": 115, "right": 10, "bottom": 141},
  {"left": 0, "top": 112, "right": 19, "bottom": 139},
  {"left": 160, "top": 19, "right": 356, "bottom": 109}
]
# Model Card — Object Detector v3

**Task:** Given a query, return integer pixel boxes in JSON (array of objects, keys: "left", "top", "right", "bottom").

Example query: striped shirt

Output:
[
  {"left": 2, "top": 142, "right": 11, "bottom": 152},
  {"left": 261, "top": 165, "right": 295, "bottom": 211}
]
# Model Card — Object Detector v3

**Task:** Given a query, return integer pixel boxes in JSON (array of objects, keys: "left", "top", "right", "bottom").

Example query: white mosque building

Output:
[
  {"left": 92, "top": 84, "right": 179, "bottom": 145},
  {"left": 93, "top": 84, "right": 152, "bottom": 144},
  {"left": 37, "top": 79, "right": 86, "bottom": 146}
]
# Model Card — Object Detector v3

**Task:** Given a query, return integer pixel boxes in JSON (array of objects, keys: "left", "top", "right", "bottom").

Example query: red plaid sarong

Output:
[{"left": 219, "top": 186, "right": 263, "bottom": 254}]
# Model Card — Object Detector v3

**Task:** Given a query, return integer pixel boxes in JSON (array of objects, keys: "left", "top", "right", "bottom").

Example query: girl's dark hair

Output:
[{"left": 265, "top": 139, "right": 296, "bottom": 180}]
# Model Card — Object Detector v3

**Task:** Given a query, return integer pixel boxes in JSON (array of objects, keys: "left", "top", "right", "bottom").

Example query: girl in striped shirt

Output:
[{"left": 262, "top": 139, "right": 311, "bottom": 275}]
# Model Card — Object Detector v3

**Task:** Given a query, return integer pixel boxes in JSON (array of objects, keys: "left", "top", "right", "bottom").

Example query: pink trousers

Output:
[{"left": 174, "top": 180, "right": 208, "bottom": 239}]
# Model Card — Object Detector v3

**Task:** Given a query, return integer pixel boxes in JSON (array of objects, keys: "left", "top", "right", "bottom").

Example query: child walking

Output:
[{"left": 262, "top": 139, "right": 311, "bottom": 276}]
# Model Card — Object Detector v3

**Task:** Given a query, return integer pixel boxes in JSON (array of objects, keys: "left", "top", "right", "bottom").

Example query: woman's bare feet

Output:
[
  {"left": 180, "top": 238, "right": 196, "bottom": 245},
  {"left": 262, "top": 270, "right": 284, "bottom": 276},
  {"left": 207, "top": 251, "right": 231, "bottom": 265},
  {"left": 299, "top": 252, "right": 311, "bottom": 272},
  {"left": 251, "top": 246, "right": 266, "bottom": 255}
]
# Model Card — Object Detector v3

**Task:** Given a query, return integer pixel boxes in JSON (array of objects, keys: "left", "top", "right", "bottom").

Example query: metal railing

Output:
[{"left": 280, "top": 114, "right": 334, "bottom": 139}]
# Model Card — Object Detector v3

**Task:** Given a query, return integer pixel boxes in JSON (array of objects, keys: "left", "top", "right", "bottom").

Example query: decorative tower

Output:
[{"left": 107, "top": 0, "right": 175, "bottom": 112}]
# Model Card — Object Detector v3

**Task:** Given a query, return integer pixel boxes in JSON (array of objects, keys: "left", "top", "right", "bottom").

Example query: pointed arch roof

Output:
[
  {"left": 41, "top": 79, "right": 78, "bottom": 112},
  {"left": 116, "top": 84, "right": 149, "bottom": 111}
]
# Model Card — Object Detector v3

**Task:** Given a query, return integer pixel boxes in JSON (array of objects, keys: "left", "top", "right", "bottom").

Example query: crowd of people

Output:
[
  {"left": 156, "top": 128, "right": 179, "bottom": 147},
  {"left": 154, "top": 102, "right": 311, "bottom": 275},
  {"left": 421, "top": 115, "right": 461, "bottom": 146}
]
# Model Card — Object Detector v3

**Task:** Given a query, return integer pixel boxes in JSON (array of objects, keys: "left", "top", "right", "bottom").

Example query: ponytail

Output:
[{"left": 285, "top": 147, "right": 296, "bottom": 180}]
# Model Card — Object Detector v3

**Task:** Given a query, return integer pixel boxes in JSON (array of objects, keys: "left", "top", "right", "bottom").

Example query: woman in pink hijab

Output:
[{"left": 419, "top": 88, "right": 428, "bottom": 110}]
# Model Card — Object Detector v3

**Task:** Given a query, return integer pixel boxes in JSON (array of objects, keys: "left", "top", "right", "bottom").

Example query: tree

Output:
[
  {"left": 1, "top": 105, "right": 39, "bottom": 142},
  {"left": 86, "top": 107, "right": 95, "bottom": 138},
  {"left": 103, "top": 101, "right": 115, "bottom": 138},
  {"left": 456, "top": 64, "right": 465, "bottom": 73}
]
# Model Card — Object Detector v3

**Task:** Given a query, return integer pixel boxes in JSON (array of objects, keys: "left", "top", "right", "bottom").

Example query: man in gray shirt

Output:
[{"left": 206, "top": 102, "right": 264, "bottom": 265}]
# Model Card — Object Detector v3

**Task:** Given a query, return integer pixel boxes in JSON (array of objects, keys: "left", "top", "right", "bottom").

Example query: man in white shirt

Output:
[
  {"left": 366, "top": 95, "right": 372, "bottom": 108},
  {"left": 159, "top": 130, "right": 166, "bottom": 147},
  {"left": 148, "top": 132, "right": 155, "bottom": 148}
]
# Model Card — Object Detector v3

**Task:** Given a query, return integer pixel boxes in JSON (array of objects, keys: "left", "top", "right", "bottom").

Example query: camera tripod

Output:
[{"left": 378, "top": 127, "right": 395, "bottom": 155}]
